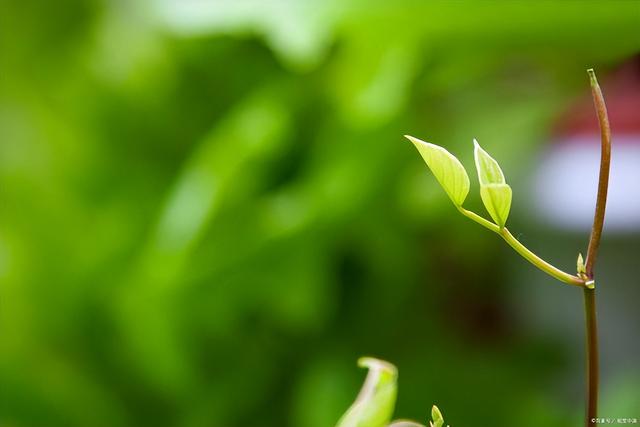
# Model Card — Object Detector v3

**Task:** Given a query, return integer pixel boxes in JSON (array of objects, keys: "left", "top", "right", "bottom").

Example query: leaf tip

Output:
[
  {"left": 473, "top": 140, "right": 506, "bottom": 185},
  {"left": 587, "top": 68, "right": 597, "bottom": 86},
  {"left": 405, "top": 134, "right": 430, "bottom": 149},
  {"left": 357, "top": 357, "right": 397, "bottom": 376}
]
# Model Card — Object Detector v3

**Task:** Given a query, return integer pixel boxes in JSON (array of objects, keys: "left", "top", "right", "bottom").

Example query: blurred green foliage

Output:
[{"left": 0, "top": 1, "right": 639, "bottom": 427}]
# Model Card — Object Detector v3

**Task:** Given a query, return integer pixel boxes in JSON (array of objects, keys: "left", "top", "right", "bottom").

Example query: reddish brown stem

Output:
[
  {"left": 583, "top": 288, "right": 599, "bottom": 427},
  {"left": 585, "top": 69, "right": 611, "bottom": 278},
  {"left": 582, "top": 69, "right": 610, "bottom": 427}
]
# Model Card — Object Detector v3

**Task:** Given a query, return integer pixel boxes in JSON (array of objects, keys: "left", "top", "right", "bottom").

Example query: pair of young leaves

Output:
[
  {"left": 336, "top": 358, "right": 448, "bottom": 427},
  {"left": 406, "top": 135, "right": 511, "bottom": 228}
]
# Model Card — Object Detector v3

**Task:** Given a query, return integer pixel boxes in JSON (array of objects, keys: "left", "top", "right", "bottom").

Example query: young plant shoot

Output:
[
  {"left": 336, "top": 69, "right": 609, "bottom": 427},
  {"left": 404, "top": 134, "right": 586, "bottom": 287},
  {"left": 403, "top": 69, "right": 609, "bottom": 427}
]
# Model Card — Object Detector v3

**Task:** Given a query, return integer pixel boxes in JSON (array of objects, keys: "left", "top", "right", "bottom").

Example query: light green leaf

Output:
[
  {"left": 406, "top": 135, "right": 470, "bottom": 206},
  {"left": 430, "top": 405, "right": 444, "bottom": 427},
  {"left": 577, "top": 253, "right": 586, "bottom": 275},
  {"left": 479, "top": 184, "right": 512, "bottom": 228},
  {"left": 336, "top": 358, "right": 398, "bottom": 427},
  {"left": 473, "top": 139, "right": 511, "bottom": 227},
  {"left": 473, "top": 139, "right": 505, "bottom": 185}
]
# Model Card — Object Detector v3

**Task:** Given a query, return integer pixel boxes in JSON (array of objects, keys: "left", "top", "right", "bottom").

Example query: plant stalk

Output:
[
  {"left": 582, "top": 68, "right": 610, "bottom": 427},
  {"left": 583, "top": 288, "right": 599, "bottom": 427}
]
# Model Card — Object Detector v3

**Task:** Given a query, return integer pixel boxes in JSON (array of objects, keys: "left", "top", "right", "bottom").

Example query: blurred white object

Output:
[
  {"left": 534, "top": 135, "right": 640, "bottom": 232},
  {"left": 534, "top": 60, "right": 640, "bottom": 232}
]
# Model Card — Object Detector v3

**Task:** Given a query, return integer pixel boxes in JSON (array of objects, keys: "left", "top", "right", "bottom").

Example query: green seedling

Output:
[
  {"left": 336, "top": 69, "right": 610, "bottom": 427},
  {"left": 405, "top": 69, "right": 609, "bottom": 427},
  {"left": 404, "top": 134, "right": 586, "bottom": 287}
]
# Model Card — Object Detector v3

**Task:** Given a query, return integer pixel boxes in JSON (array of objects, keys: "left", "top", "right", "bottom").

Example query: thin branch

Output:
[
  {"left": 456, "top": 207, "right": 586, "bottom": 287},
  {"left": 585, "top": 69, "right": 611, "bottom": 279},
  {"left": 456, "top": 206, "right": 501, "bottom": 233},
  {"left": 500, "top": 228, "right": 585, "bottom": 287}
]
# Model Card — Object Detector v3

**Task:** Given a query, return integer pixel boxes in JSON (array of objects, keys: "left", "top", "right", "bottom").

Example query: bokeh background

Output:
[{"left": 1, "top": 1, "right": 639, "bottom": 426}]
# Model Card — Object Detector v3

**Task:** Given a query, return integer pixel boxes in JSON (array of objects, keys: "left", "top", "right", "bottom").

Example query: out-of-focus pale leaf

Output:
[
  {"left": 479, "top": 184, "right": 512, "bottom": 228},
  {"left": 336, "top": 358, "right": 398, "bottom": 427},
  {"left": 388, "top": 421, "right": 425, "bottom": 427},
  {"left": 473, "top": 139, "right": 511, "bottom": 227},
  {"left": 406, "top": 135, "right": 470, "bottom": 206},
  {"left": 154, "top": 0, "right": 341, "bottom": 70}
]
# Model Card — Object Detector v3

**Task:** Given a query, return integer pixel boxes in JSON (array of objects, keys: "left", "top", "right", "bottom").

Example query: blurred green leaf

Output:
[
  {"left": 430, "top": 405, "right": 445, "bottom": 427},
  {"left": 336, "top": 358, "right": 398, "bottom": 427}
]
